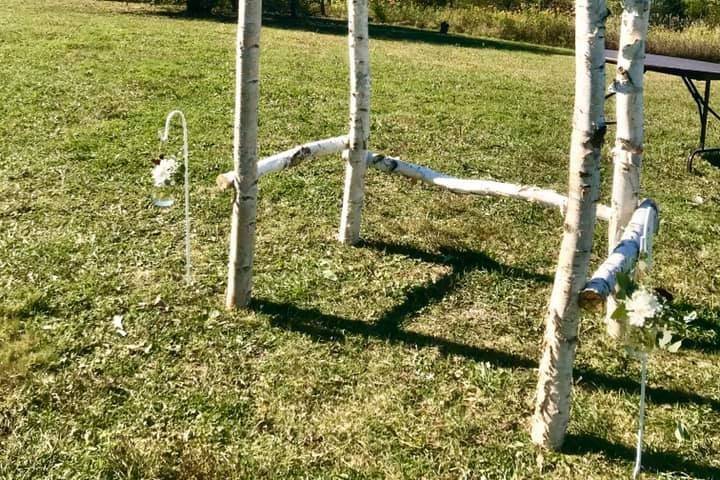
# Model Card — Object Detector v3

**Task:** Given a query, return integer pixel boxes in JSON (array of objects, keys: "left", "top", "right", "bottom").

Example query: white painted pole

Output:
[
  {"left": 607, "top": 0, "right": 652, "bottom": 337},
  {"left": 532, "top": 0, "right": 608, "bottom": 450},
  {"left": 338, "top": 0, "right": 371, "bottom": 245},
  {"left": 226, "top": 0, "right": 262, "bottom": 309}
]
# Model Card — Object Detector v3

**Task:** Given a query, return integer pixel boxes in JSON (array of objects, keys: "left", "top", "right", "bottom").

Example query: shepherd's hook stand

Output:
[{"left": 160, "top": 110, "right": 192, "bottom": 286}]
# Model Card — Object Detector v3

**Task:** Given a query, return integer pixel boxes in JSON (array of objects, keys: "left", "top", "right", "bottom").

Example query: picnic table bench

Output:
[{"left": 605, "top": 50, "right": 720, "bottom": 171}]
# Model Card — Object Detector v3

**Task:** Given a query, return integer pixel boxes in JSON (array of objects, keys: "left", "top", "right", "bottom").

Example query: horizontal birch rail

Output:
[
  {"left": 365, "top": 153, "right": 612, "bottom": 221},
  {"left": 216, "top": 145, "right": 612, "bottom": 222},
  {"left": 217, "top": 135, "right": 348, "bottom": 190},
  {"left": 580, "top": 199, "right": 659, "bottom": 310}
]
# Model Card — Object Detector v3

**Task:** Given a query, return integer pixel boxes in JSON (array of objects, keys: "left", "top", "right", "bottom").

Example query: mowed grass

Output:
[{"left": 1, "top": 1, "right": 719, "bottom": 478}]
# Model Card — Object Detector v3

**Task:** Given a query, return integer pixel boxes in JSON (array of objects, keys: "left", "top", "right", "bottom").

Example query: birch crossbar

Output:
[{"left": 221, "top": 0, "right": 658, "bottom": 451}]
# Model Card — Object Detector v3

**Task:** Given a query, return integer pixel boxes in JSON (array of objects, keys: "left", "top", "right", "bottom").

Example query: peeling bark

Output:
[
  {"left": 580, "top": 199, "right": 659, "bottom": 309},
  {"left": 531, "top": 0, "right": 608, "bottom": 450},
  {"left": 226, "top": 0, "right": 262, "bottom": 309},
  {"left": 607, "top": 0, "right": 651, "bottom": 336},
  {"left": 338, "top": 0, "right": 371, "bottom": 245}
]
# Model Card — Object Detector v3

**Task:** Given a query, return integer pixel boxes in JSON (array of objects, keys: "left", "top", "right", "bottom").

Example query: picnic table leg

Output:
[
  {"left": 700, "top": 80, "right": 711, "bottom": 150},
  {"left": 687, "top": 80, "right": 720, "bottom": 171}
]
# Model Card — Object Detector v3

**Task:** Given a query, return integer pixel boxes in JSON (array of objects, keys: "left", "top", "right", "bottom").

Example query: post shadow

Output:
[
  {"left": 360, "top": 239, "right": 552, "bottom": 332},
  {"left": 250, "top": 238, "right": 720, "bottom": 475},
  {"left": 563, "top": 433, "right": 720, "bottom": 478},
  {"left": 251, "top": 239, "right": 720, "bottom": 413},
  {"left": 667, "top": 301, "right": 720, "bottom": 354}
]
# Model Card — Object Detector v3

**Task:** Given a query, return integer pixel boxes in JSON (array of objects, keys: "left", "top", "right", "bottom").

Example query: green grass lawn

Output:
[{"left": 1, "top": 1, "right": 719, "bottom": 478}]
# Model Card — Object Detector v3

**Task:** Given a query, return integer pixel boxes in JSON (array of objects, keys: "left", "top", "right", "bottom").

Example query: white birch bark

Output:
[
  {"left": 338, "top": 0, "right": 371, "bottom": 245},
  {"left": 531, "top": 0, "right": 608, "bottom": 450},
  {"left": 607, "top": 0, "right": 652, "bottom": 336},
  {"left": 217, "top": 136, "right": 349, "bottom": 189},
  {"left": 226, "top": 0, "right": 262, "bottom": 309},
  {"left": 580, "top": 199, "right": 658, "bottom": 309},
  {"left": 219, "top": 147, "right": 613, "bottom": 219},
  {"left": 366, "top": 153, "right": 612, "bottom": 221}
]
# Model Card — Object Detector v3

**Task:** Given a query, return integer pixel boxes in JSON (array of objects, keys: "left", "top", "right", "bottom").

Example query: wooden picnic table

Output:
[{"left": 605, "top": 50, "right": 720, "bottom": 171}]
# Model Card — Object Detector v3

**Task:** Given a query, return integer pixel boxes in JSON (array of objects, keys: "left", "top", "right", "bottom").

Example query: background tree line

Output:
[
  {"left": 186, "top": 0, "right": 331, "bottom": 17},
  {"left": 183, "top": 0, "right": 720, "bottom": 27}
]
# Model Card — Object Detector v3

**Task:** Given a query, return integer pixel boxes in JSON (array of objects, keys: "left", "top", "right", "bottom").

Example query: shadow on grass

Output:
[
  {"left": 702, "top": 150, "right": 720, "bottom": 169},
  {"left": 665, "top": 301, "right": 720, "bottom": 353},
  {"left": 256, "top": 297, "right": 720, "bottom": 411},
  {"left": 252, "top": 239, "right": 720, "bottom": 414},
  {"left": 362, "top": 239, "right": 551, "bottom": 332},
  {"left": 564, "top": 434, "right": 720, "bottom": 479},
  {"left": 120, "top": 5, "right": 570, "bottom": 57}
]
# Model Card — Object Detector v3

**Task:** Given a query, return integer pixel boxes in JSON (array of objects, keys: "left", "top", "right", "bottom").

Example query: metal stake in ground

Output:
[{"left": 159, "top": 109, "right": 192, "bottom": 286}]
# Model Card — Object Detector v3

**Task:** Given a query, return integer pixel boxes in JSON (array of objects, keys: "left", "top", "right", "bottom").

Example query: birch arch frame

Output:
[{"left": 220, "top": 0, "right": 659, "bottom": 449}]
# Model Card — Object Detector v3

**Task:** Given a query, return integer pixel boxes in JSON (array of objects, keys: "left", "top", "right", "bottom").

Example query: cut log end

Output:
[
  {"left": 217, "top": 173, "right": 236, "bottom": 191},
  {"left": 578, "top": 289, "right": 604, "bottom": 311}
]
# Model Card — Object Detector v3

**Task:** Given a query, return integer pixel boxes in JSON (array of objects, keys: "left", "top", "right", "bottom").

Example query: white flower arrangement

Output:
[
  {"left": 605, "top": 261, "right": 694, "bottom": 479},
  {"left": 625, "top": 288, "right": 663, "bottom": 328},
  {"left": 610, "top": 273, "right": 686, "bottom": 355},
  {"left": 152, "top": 155, "right": 178, "bottom": 187}
]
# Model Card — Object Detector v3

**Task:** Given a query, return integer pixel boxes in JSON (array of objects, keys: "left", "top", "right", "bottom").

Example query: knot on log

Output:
[
  {"left": 612, "top": 68, "right": 642, "bottom": 94},
  {"left": 369, "top": 153, "right": 384, "bottom": 164},
  {"left": 614, "top": 138, "right": 644, "bottom": 156},
  {"left": 621, "top": 39, "right": 645, "bottom": 62},
  {"left": 369, "top": 154, "right": 398, "bottom": 172},
  {"left": 289, "top": 146, "right": 312, "bottom": 167},
  {"left": 590, "top": 124, "right": 607, "bottom": 149}
]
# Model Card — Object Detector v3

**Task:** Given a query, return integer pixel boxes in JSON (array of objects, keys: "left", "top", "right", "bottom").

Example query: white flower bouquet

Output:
[
  {"left": 151, "top": 154, "right": 179, "bottom": 208},
  {"left": 608, "top": 272, "right": 694, "bottom": 479},
  {"left": 610, "top": 273, "right": 684, "bottom": 355},
  {"left": 152, "top": 154, "right": 179, "bottom": 187}
]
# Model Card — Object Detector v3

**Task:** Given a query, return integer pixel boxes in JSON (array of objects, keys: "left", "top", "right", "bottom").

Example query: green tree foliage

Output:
[
  {"left": 181, "top": 0, "right": 719, "bottom": 26},
  {"left": 375, "top": 0, "right": 720, "bottom": 26},
  {"left": 184, "top": 0, "right": 331, "bottom": 17}
]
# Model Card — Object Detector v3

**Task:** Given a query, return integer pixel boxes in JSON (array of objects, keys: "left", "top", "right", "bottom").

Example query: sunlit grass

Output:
[{"left": 1, "top": 0, "right": 719, "bottom": 478}]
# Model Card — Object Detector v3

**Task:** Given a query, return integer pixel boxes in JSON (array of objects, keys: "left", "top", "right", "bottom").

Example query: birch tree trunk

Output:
[
  {"left": 226, "top": 0, "right": 262, "bottom": 309},
  {"left": 531, "top": 0, "right": 607, "bottom": 450},
  {"left": 338, "top": 0, "right": 370, "bottom": 245},
  {"left": 607, "top": 0, "right": 651, "bottom": 337}
]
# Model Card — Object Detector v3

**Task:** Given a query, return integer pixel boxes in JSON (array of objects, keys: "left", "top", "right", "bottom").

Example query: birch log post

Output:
[
  {"left": 607, "top": 0, "right": 651, "bottom": 336},
  {"left": 338, "top": 0, "right": 371, "bottom": 245},
  {"left": 580, "top": 199, "right": 659, "bottom": 309},
  {"left": 531, "top": 0, "right": 608, "bottom": 450},
  {"left": 225, "top": 0, "right": 262, "bottom": 309}
]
